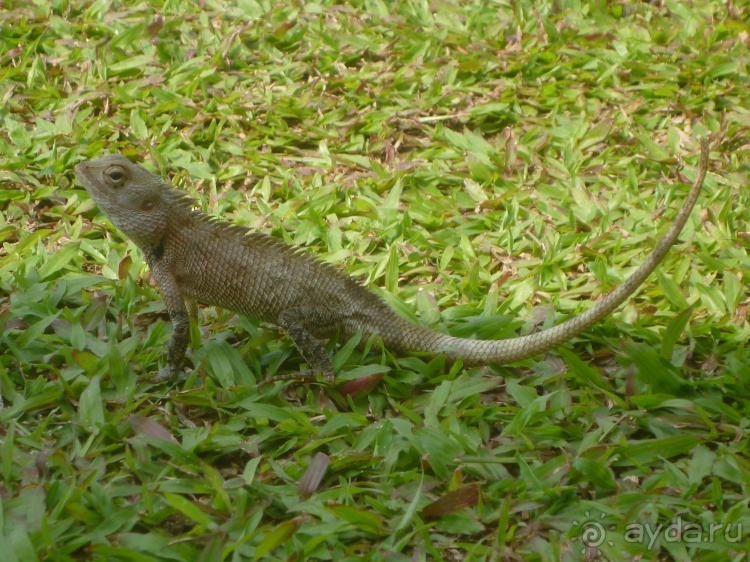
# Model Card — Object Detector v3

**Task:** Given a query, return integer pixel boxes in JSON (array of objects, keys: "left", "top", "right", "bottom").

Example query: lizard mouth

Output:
[
  {"left": 75, "top": 161, "right": 90, "bottom": 178},
  {"left": 74, "top": 162, "right": 98, "bottom": 192}
]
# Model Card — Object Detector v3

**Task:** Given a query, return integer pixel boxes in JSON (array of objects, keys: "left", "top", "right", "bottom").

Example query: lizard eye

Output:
[{"left": 105, "top": 165, "right": 127, "bottom": 186}]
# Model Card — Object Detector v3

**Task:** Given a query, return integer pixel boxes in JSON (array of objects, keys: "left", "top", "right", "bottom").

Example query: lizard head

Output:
[{"left": 75, "top": 154, "right": 171, "bottom": 247}]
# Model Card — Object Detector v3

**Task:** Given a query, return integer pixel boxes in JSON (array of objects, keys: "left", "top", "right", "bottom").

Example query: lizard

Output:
[{"left": 74, "top": 138, "right": 709, "bottom": 384}]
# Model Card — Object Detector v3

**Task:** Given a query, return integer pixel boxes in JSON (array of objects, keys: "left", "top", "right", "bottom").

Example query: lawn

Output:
[{"left": 1, "top": 0, "right": 749, "bottom": 561}]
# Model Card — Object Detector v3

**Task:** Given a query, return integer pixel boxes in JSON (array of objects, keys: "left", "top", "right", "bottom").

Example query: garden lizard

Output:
[{"left": 75, "top": 139, "right": 709, "bottom": 383}]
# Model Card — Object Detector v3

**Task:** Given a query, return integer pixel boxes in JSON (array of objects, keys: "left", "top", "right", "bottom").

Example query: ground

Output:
[{"left": 0, "top": 1, "right": 749, "bottom": 561}]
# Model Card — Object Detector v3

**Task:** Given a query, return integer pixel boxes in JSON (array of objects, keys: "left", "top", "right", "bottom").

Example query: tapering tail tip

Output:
[{"left": 418, "top": 137, "right": 711, "bottom": 366}]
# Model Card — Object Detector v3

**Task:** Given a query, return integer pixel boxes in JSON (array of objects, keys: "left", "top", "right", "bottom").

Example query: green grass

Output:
[{"left": 1, "top": 0, "right": 749, "bottom": 560}]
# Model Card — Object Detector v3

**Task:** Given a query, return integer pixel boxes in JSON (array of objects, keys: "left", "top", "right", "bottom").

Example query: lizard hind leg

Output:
[{"left": 263, "top": 306, "right": 340, "bottom": 385}]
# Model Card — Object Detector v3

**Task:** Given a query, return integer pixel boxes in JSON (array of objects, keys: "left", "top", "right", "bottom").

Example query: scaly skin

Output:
[{"left": 74, "top": 139, "right": 709, "bottom": 382}]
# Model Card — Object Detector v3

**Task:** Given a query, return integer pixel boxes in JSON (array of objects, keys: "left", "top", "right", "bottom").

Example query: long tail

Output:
[{"left": 397, "top": 138, "right": 710, "bottom": 366}]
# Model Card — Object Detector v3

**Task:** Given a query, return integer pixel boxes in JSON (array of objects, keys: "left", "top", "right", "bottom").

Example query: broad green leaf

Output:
[
  {"left": 38, "top": 242, "right": 80, "bottom": 280},
  {"left": 79, "top": 375, "right": 105, "bottom": 433},
  {"left": 328, "top": 505, "right": 387, "bottom": 535},
  {"left": 204, "top": 340, "right": 255, "bottom": 387},
  {"left": 163, "top": 492, "right": 216, "bottom": 529},
  {"left": 627, "top": 344, "right": 687, "bottom": 394},
  {"left": 571, "top": 457, "right": 616, "bottom": 490},
  {"left": 109, "top": 54, "right": 154, "bottom": 74},
  {"left": 633, "top": 130, "right": 670, "bottom": 161},
  {"left": 254, "top": 520, "right": 301, "bottom": 560},
  {"left": 615, "top": 435, "right": 702, "bottom": 465},
  {"left": 660, "top": 307, "right": 693, "bottom": 360},
  {"left": 560, "top": 348, "right": 607, "bottom": 389},
  {"left": 688, "top": 446, "right": 715, "bottom": 486},
  {"left": 412, "top": 428, "right": 463, "bottom": 480}
]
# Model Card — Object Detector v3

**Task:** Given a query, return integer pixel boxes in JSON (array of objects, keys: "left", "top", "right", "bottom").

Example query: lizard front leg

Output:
[
  {"left": 271, "top": 306, "right": 340, "bottom": 384},
  {"left": 146, "top": 251, "right": 191, "bottom": 383}
]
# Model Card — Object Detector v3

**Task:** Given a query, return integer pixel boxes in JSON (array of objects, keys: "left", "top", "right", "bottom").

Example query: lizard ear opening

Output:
[{"left": 104, "top": 165, "right": 127, "bottom": 187}]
